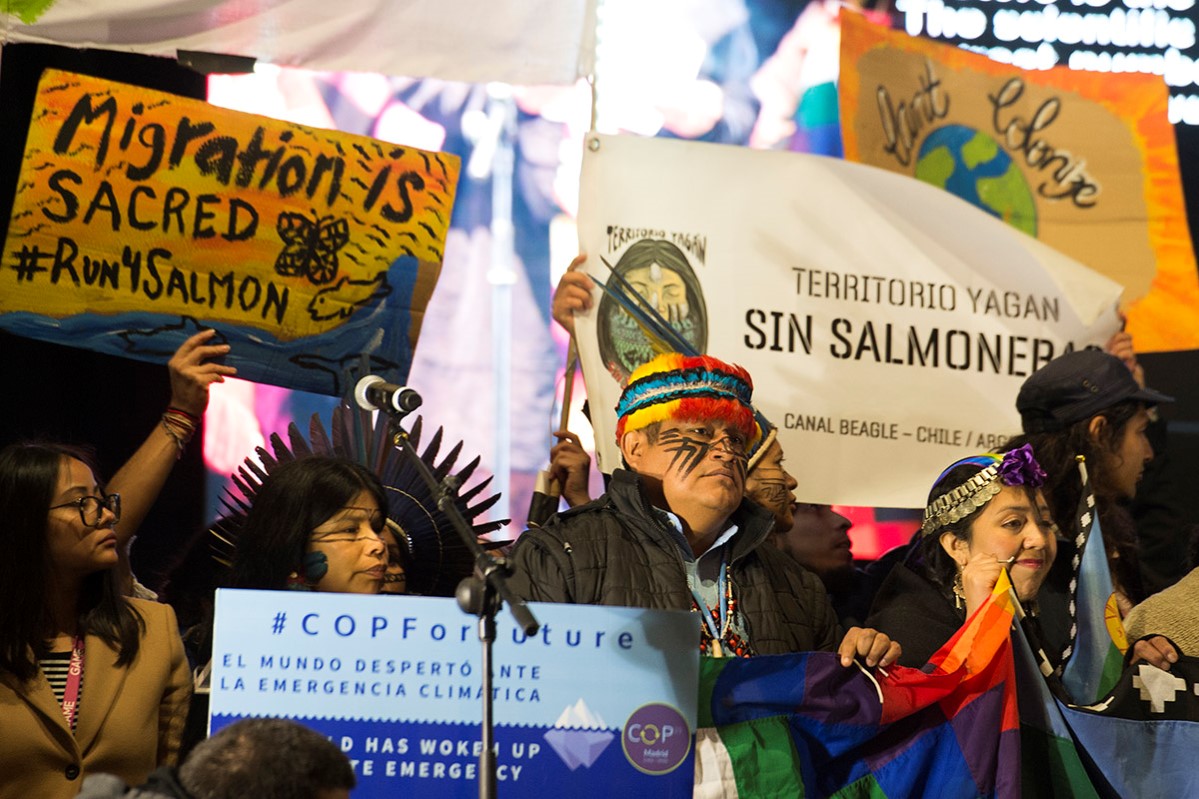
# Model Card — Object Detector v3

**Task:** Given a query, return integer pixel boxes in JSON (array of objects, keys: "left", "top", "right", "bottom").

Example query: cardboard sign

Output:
[
  {"left": 839, "top": 12, "right": 1199, "bottom": 353},
  {"left": 1, "top": 69, "right": 460, "bottom": 394}
]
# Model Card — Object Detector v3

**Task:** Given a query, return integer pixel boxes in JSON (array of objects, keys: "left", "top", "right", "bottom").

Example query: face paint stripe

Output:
[{"left": 658, "top": 428, "right": 709, "bottom": 476}]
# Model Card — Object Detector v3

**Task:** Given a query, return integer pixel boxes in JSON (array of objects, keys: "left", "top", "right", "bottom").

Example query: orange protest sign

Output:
[
  {"left": 1, "top": 69, "right": 460, "bottom": 394},
  {"left": 839, "top": 13, "right": 1199, "bottom": 353}
]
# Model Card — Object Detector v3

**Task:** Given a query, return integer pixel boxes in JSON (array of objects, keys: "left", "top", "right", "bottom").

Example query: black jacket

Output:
[
  {"left": 867, "top": 563, "right": 1060, "bottom": 672},
  {"left": 507, "top": 469, "right": 840, "bottom": 655},
  {"left": 866, "top": 564, "right": 965, "bottom": 669}
]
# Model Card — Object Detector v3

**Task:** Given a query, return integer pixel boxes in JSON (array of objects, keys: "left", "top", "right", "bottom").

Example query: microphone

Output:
[{"left": 354, "top": 375, "right": 423, "bottom": 415}]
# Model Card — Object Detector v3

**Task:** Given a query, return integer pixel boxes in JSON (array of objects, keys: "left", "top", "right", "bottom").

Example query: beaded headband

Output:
[
  {"left": 920, "top": 444, "right": 1047, "bottom": 537},
  {"left": 614, "top": 353, "right": 759, "bottom": 447}
]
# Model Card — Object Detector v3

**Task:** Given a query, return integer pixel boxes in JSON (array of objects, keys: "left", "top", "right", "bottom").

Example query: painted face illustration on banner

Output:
[
  {"left": 626, "top": 263, "right": 689, "bottom": 323},
  {"left": 597, "top": 238, "right": 708, "bottom": 383}
]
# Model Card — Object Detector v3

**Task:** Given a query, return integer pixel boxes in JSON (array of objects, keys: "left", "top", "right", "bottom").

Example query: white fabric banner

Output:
[
  {"left": 575, "top": 133, "right": 1122, "bottom": 508},
  {"left": 2, "top": 0, "right": 596, "bottom": 85}
]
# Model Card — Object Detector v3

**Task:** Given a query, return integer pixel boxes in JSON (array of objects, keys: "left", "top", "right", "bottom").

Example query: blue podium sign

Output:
[{"left": 210, "top": 589, "right": 699, "bottom": 796}]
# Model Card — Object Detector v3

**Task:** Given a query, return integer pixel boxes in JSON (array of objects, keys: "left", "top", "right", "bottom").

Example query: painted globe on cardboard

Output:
[{"left": 915, "top": 124, "right": 1037, "bottom": 237}]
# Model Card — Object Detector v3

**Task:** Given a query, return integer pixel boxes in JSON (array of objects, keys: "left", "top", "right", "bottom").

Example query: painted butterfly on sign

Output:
[{"left": 274, "top": 211, "right": 351, "bottom": 285}]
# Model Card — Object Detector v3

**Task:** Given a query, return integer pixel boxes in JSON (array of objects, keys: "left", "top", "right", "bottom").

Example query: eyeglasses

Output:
[{"left": 49, "top": 493, "right": 121, "bottom": 527}]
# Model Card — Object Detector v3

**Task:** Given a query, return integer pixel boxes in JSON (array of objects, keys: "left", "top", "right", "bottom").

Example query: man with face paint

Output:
[{"left": 508, "top": 353, "right": 901, "bottom": 665}]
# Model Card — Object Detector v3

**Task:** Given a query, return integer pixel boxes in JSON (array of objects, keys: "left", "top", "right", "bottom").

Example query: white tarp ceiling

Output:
[{"left": 2, "top": 0, "right": 596, "bottom": 85}]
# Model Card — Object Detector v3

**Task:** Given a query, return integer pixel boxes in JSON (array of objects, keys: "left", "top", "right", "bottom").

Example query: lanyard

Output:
[
  {"left": 59, "top": 635, "right": 85, "bottom": 730},
  {"left": 689, "top": 558, "right": 731, "bottom": 657}
]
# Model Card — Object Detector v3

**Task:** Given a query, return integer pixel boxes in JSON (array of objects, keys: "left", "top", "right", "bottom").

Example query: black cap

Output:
[{"left": 1017, "top": 349, "right": 1173, "bottom": 434}]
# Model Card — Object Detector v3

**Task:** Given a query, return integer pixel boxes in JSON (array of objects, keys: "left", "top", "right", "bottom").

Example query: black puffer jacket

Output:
[{"left": 507, "top": 469, "right": 840, "bottom": 655}]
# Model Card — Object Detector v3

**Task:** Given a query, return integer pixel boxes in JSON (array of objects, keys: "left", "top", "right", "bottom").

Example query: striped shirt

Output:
[{"left": 39, "top": 652, "right": 82, "bottom": 731}]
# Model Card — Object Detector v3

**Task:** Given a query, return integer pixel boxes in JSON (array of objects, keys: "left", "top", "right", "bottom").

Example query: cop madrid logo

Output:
[{"left": 621, "top": 702, "right": 691, "bottom": 775}]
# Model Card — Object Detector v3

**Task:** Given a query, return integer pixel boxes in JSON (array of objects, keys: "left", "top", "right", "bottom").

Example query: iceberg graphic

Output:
[{"left": 543, "top": 698, "right": 616, "bottom": 770}]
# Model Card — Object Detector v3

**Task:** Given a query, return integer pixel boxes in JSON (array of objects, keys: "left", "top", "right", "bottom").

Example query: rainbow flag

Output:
[
  {"left": 1059, "top": 459, "right": 1128, "bottom": 706},
  {"left": 1012, "top": 622, "right": 1101, "bottom": 798},
  {"left": 696, "top": 572, "right": 1020, "bottom": 797}
]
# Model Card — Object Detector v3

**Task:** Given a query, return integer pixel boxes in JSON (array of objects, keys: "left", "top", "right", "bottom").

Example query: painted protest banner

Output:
[
  {"left": 839, "top": 12, "right": 1199, "bottom": 354},
  {"left": 575, "top": 132, "right": 1122, "bottom": 508},
  {"left": 210, "top": 589, "right": 699, "bottom": 797},
  {"left": 0, "top": 69, "right": 458, "bottom": 395},
  {"left": 2, "top": 0, "right": 594, "bottom": 86}
]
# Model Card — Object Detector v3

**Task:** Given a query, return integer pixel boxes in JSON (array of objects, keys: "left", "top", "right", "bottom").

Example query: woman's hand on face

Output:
[
  {"left": 960, "top": 551, "right": 1008, "bottom": 618},
  {"left": 168, "top": 329, "right": 237, "bottom": 416}
]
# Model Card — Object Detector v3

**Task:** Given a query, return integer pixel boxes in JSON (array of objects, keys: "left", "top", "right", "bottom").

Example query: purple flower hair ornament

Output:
[{"left": 997, "top": 444, "right": 1047, "bottom": 488}]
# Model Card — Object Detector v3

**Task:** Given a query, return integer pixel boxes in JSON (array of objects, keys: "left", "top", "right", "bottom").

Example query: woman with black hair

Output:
[
  {"left": 868, "top": 444, "right": 1178, "bottom": 675},
  {"left": 182, "top": 455, "right": 389, "bottom": 761},
  {"left": 866, "top": 446, "right": 1057, "bottom": 668},
  {"left": 0, "top": 442, "right": 191, "bottom": 798},
  {"left": 1005, "top": 346, "right": 1172, "bottom": 616},
  {"left": 226, "top": 456, "right": 388, "bottom": 594}
]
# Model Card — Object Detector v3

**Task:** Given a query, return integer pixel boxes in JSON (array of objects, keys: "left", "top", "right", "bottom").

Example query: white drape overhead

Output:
[{"left": 2, "top": 0, "right": 597, "bottom": 85}]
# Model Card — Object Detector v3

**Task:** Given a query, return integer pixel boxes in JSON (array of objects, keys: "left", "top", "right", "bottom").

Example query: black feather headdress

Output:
[{"left": 211, "top": 402, "right": 505, "bottom": 597}]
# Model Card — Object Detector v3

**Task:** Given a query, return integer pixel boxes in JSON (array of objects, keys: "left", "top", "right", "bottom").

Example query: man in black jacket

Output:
[{"left": 508, "top": 352, "right": 900, "bottom": 665}]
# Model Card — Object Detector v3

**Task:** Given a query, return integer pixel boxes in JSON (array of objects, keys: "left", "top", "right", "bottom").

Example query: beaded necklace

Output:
[{"left": 689, "top": 558, "right": 754, "bottom": 658}]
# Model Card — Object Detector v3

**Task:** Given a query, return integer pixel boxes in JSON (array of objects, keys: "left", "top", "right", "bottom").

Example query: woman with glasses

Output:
[
  {"left": 80, "top": 328, "right": 234, "bottom": 598},
  {"left": 0, "top": 442, "right": 191, "bottom": 799}
]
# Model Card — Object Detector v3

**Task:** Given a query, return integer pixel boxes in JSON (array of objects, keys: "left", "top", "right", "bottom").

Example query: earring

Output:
[
  {"left": 285, "top": 571, "right": 311, "bottom": 591},
  {"left": 952, "top": 571, "right": 965, "bottom": 610}
]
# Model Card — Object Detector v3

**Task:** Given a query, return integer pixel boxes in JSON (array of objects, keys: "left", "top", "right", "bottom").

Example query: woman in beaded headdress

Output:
[{"left": 865, "top": 445, "right": 1058, "bottom": 668}]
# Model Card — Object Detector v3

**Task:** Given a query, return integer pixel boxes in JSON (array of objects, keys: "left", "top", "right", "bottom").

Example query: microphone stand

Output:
[{"left": 377, "top": 403, "right": 540, "bottom": 799}]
